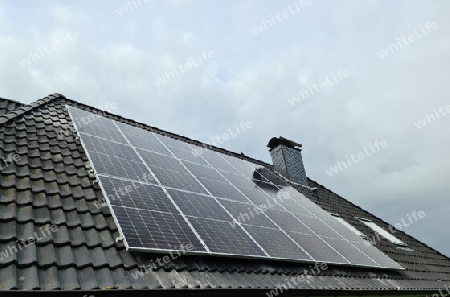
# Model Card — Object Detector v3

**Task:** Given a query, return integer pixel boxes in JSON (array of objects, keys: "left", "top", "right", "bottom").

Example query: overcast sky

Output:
[{"left": 1, "top": 0, "right": 449, "bottom": 257}]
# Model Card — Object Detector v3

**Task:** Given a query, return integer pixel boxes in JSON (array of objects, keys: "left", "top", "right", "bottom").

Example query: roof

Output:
[
  {"left": 0, "top": 97, "right": 25, "bottom": 119},
  {"left": 0, "top": 94, "right": 448, "bottom": 295}
]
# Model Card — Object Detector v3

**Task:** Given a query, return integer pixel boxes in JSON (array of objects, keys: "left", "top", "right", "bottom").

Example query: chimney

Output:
[{"left": 267, "top": 136, "right": 309, "bottom": 186}]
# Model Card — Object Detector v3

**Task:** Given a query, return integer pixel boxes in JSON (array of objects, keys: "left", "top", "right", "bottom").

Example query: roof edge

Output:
[
  {"left": 0, "top": 93, "right": 66, "bottom": 126},
  {"left": 0, "top": 96, "right": 24, "bottom": 105},
  {"left": 0, "top": 288, "right": 435, "bottom": 296}
]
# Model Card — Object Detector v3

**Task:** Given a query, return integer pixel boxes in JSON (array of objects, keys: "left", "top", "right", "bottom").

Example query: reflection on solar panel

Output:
[{"left": 67, "top": 106, "right": 404, "bottom": 270}]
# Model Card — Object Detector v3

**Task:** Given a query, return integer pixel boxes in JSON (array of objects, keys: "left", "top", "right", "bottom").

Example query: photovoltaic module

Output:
[{"left": 67, "top": 105, "right": 404, "bottom": 270}]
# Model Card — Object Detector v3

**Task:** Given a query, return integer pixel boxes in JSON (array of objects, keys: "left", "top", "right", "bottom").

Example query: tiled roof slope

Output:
[
  {"left": 0, "top": 97, "right": 25, "bottom": 119},
  {"left": 0, "top": 94, "right": 448, "bottom": 295}
]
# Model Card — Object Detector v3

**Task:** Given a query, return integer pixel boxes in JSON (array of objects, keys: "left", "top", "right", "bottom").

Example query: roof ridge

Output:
[
  {"left": 0, "top": 93, "right": 66, "bottom": 126},
  {"left": 0, "top": 97, "right": 24, "bottom": 106}
]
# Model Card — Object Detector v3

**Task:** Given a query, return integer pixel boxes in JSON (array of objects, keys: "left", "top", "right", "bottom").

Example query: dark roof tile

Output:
[
  {"left": 37, "top": 265, "right": 60, "bottom": 290},
  {"left": 0, "top": 188, "right": 16, "bottom": 204},
  {"left": 77, "top": 266, "right": 100, "bottom": 289},
  {"left": 0, "top": 265, "right": 17, "bottom": 289},
  {"left": 0, "top": 243, "right": 17, "bottom": 266},
  {"left": 0, "top": 203, "right": 16, "bottom": 221},
  {"left": 18, "top": 266, "right": 41, "bottom": 290},
  {"left": 52, "top": 225, "right": 71, "bottom": 246},
  {"left": 57, "top": 267, "right": 80, "bottom": 290},
  {"left": 17, "top": 241, "right": 37, "bottom": 267},
  {"left": 0, "top": 221, "right": 17, "bottom": 242},
  {"left": 55, "top": 245, "right": 74, "bottom": 268},
  {"left": 1, "top": 175, "right": 17, "bottom": 188}
]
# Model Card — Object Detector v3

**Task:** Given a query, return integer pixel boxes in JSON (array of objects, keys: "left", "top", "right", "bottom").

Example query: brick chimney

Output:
[{"left": 267, "top": 136, "right": 308, "bottom": 186}]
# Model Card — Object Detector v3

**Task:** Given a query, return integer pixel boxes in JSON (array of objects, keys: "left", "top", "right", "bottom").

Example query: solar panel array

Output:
[{"left": 67, "top": 106, "right": 403, "bottom": 270}]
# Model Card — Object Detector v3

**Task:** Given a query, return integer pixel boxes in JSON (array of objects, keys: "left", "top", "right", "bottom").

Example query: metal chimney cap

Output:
[{"left": 267, "top": 136, "right": 302, "bottom": 150}]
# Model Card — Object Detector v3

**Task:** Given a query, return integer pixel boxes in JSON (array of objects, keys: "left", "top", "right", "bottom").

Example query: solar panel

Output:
[
  {"left": 167, "top": 189, "right": 231, "bottom": 221},
  {"left": 70, "top": 109, "right": 127, "bottom": 144},
  {"left": 242, "top": 225, "right": 313, "bottom": 261},
  {"left": 287, "top": 232, "right": 349, "bottom": 264},
  {"left": 198, "top": 178, "right": 249, "bottom": 203},
  {"left": 137, "top": 149, "right": 187, "bottom": 172},
  {"left": 182, "top": 162, "right": 226, "bottom": 182},
  {"left": 99, "top": 176, "right": 206, "bottom": 252},
  {"left": 295, "top": 214, "right": 342, "bottom": 238},
  {"left": 170, "top": 146, "right": 211, "bottom": 166},
  {"left": 197, "top": 149, "right": 239, "bottom": 173},
  {"left": 88, "top": 152, "right": 150, "bottom": 181},
  {"left": 219, "top": 199, "right": 278, "bottom": 229},
  {"left": 128, "top": 134, "right": 171, "bottom": 155},
  {"left": 271, "top": 193, "right": 313, "bottom": 216},
  {"left": 100, "top": 176, "right": 174, "bottom": 213},
  {"left": 351, "top": 241, "right": 403, "bottom": 269},
  {"left": 188, "top": 217, "right": 266, "bottom": 257},
  {"left": 67, "top": 105, "right": 404, "bottom": 270},
  {"left": 265, "top": 210, "right": 313, "bottom": 234},
  {"left": 236, "top": 187, "right": 286, "bottom": 211},
  {"left": 320, "top": 237, "right": 379, "bottom": 267}
]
